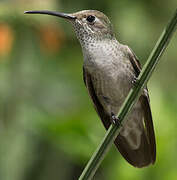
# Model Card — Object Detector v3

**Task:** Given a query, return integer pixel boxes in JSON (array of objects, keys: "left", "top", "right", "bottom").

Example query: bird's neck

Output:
[
  {"left": 80, "top": 37, "right": 121, "bottom": 68},
  {"left": 78, "top": 34, "right": 119, "bottom": 53}
]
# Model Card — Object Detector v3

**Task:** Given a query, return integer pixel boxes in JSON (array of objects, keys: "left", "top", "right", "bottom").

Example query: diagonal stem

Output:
[{"left": 79, "top": 9, "right": 177, "bottom": 180}]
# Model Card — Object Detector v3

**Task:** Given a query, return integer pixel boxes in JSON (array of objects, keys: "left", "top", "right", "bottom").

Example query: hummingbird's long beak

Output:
[{"left": 24, "top": 10, "right": 76, "bottom": 20}]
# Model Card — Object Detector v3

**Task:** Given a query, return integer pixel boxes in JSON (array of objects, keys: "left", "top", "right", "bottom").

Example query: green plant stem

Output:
[{"left": 79, "top": 9, "right": 177, "bottom": 180}]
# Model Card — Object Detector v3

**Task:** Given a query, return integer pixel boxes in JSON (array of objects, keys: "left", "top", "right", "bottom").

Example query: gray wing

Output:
[
  {"left": 83, "top": 67, "right": 111, "bottom": 129},
  {"left": 114, "top": 46, "right": 156, "bottom": 167}
]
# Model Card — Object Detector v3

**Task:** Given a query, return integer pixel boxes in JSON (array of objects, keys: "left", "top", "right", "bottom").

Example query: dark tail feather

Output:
[
  {"left": 114, "top": 96, "right": 156, "bottom": 168},
  {"left": 114, "top": 132, "right": 152, "bottom": 168},
  {"left": 140, "top": 95, "right": 156, "bottom": 164}
]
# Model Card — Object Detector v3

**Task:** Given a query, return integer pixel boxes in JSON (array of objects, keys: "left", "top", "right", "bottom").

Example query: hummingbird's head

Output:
[
  {"left": 24, "top": 10, "right": 115, "bottom": 44},
  {"left": 70, "top": 10, "right": 114, "bottom": 41}
]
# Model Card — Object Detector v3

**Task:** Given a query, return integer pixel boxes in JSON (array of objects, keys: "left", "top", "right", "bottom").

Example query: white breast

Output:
[{"left": 83, "top": 40, "right": 135, "bottom": 115}]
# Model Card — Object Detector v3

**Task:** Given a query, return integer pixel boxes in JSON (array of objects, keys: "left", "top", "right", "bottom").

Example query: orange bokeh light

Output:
[
  {"left": 39, "top": 24, "right": 65, "bottom": 54},
  {"left": 0, "top": 23, "right": 13, "bottom": 57}
]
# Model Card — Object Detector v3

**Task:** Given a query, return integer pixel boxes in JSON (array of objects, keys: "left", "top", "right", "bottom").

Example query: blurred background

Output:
[{"left": 0, "top": 0, "right": 177, "bottom": 180}]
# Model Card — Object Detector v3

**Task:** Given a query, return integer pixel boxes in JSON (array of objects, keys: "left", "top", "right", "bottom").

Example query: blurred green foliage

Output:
[{"left": 0, "top": 1, "right": 177, "bottom": 180}]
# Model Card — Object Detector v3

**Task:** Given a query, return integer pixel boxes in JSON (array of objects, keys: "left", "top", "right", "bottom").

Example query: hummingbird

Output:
[{"left": 25, "top": 10, "right": 156, "bottom": 168}]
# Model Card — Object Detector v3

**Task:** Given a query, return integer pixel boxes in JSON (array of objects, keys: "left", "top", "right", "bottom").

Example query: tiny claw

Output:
[
  {"left": 131, "top": 76, "right": 138, "bottom": 87},
  {"left": 111, "top": 113, "right": 122, "bottom": 126}
]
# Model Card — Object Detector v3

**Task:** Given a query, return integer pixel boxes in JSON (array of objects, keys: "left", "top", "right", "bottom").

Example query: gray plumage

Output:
[{"left": 72, "top": 10, "right": 156, "bottom": 167}]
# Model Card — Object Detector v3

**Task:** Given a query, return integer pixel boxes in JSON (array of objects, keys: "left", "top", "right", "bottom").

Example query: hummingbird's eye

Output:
[{"left": 86, "top": 15, "right": 95, "bottom": 23}]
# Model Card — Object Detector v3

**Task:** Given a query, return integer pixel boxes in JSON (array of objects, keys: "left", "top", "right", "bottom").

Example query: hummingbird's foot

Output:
[
  {"left": 131, "top": 76, "right": 139, "bottom": 87},
  {"left": 111, "top": 113, "right": 122, "bottom": 126}
]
